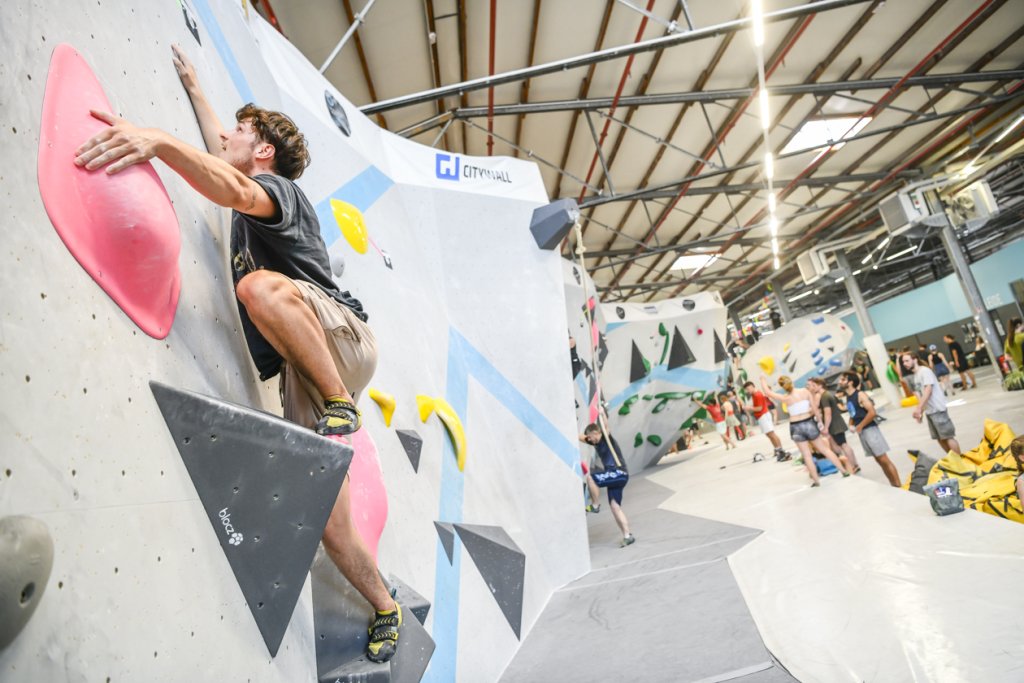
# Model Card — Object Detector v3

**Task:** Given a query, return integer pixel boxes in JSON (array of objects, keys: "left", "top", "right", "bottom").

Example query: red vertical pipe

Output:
[{"left": 487, "top": 0, "right": 497, "bottom": 155}]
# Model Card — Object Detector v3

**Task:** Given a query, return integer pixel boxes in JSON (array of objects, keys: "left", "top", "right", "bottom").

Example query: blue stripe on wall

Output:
[
  {"left": 191, "top": 0, "right": 255, "bottom": 104},
  {"left": 314, "top": 166, "right": 395, "bottom": 245},
  {"left": 606, "top": 364, "right": 724, "bottom": 409},
  {"left": 424, "top": 327, "right": 581, "bottom": 681}
]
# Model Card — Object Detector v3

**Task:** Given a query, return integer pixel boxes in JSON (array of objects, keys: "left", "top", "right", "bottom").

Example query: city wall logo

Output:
[
  {"left": 434, "top": 152, "right": 512, "bottom": 184},
  {"left": 219, "top": 507, "right": 244, "bottom": 546}
]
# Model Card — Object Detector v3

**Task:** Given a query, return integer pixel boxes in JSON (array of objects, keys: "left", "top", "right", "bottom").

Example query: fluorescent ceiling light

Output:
[
  {"left": 773, "top": 256, "right": 780, "bottom": 270},
  {"left": 768, "top": 192, "right": 776, "bottom": 212},
  {"left": 995, "top": 114, "right": 1024, "bottom": 143},
  {"left": 852, "top": 269, "right": 862, "bottom": 276},
  {"left": 860, "top": 253, "right": 872, "bottom": 265},
  {"left": 759, "top": 89, "right": 770, "bottom": 129},
  {"left": 764, "top": 152, "right": 774, "bottom": 180},
  {"left": 670, "top": 253, "right": 719, "bottom": 271},
  {"left": 769, "top": 216, "right": 779, "bottom": 236},
  {"left": 787, "top": 290, "right": 814, "bottom": 302},
  {"left": 876, "top": 236, "right": 890, "bottom": 251},
  {"left": 835, "top": 276, "right": 845, "bottom": 283},
  {"left": 885, "top": 246, "right": 915, "bottom": 261},
  {"left": 770, "top": 237, "right": 778, "bottom": 253},
  {"left": 781, "top": 117, "right": 872, "bottom": 155}
]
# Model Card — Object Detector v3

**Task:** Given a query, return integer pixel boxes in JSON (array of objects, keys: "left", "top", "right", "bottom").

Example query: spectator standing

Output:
[
  {"left": 759, "top": 375, "right": 851, "bottom": 486},
  {"left": 927, "top": 344, "right": 955, "bottom": 395},
  {"left": 698, "top": 396, "right": 734, "bottom": 450},
  {"left": 837, "top": 372, "right": 901, "bottom": 486},
  {"left": 807, "top": 378, "right": 860, "bottom": 474},
  {"left": 1005, "top": 317, "right": 1024, "bottom": 371},
  {"left": 742, "top": 380, "right": 788, "bottom": 461},
  {"left": 722, "top": 391, "right": 746, "bottom": 441},
  {"left": 944, "top": 334, "right": 976, "bottom": 389},
  {"left": 902, "top": 352, "right": 961, "bottom": 455}
]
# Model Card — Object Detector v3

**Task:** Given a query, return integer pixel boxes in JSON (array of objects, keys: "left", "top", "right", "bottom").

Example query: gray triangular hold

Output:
[
  {"left": 312, "top": 553, "right": 436, "bottom": 683},
  {"left": 667, "top": 327, "right": 697, "bottom": 369},
  {"left": 395, "top": 429, "right": 423, "bottom": 473},
  {"left": 434, "top": 522, "right": 455, "bottom": 563},
  {"left": 150, "top": 381, "right": 351, "bottom": 657},
  {"left": 713, "top": 331, "right": 729, "bottom": 364},
  {"left": 453, "top": 524, "right": 526, "bottom": 639},
  {"left": 629, "top": 341, "right": 649, "bottom": 383},
  {"left": 388, "top": 574, "right": 431, "bottom": 625}
]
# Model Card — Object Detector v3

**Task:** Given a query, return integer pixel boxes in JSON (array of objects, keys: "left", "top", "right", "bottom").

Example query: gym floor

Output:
[{"left": 502, "top": 367, "right": 1024, "bottom": 682}]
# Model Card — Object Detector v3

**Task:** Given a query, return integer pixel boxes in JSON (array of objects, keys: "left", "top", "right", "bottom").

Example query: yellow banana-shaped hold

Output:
[
  {"left": 367, "top": 388, "right": 396, "bottom": 427},
  {"left": 415, "top": 394, "right": 468, "bottom": 472},
  {"left": 758, "top": 356, "right": 775, "bottom": 375}
]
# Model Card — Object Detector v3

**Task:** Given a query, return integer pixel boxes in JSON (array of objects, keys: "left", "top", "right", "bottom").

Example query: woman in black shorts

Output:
[{"left": 760, "top": 375, "right": 852, "bottom": 487}]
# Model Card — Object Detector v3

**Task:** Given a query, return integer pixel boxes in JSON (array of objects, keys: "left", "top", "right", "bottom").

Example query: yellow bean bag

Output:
[{"left": 927, "top": 419, "right": 1022, "bottom": 524}]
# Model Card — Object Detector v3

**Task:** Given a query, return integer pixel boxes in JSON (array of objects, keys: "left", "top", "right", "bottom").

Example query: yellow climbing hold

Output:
[
  {"left": 758, "top": 356, "right": 775, "bottom": 374},
  {"left": 367, "top": 388, "right": 396, "bottom": 427},
  {"left": 783, "top": 343, "right": 791, "bottom": 353},
  {"left": 330, "top": 199, "right": 368, "bottom": 254},
  {"left": 415, "top": 394, "right": 468, "bottom": 471}
]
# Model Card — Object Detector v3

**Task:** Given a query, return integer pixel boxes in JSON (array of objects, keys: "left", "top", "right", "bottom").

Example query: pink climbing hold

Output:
[
  {"left": 37, "top": 44, "right": 180, "bottom": 339},
  {"left": 328, "top": 430, "right": 388, "bottom": 561}
]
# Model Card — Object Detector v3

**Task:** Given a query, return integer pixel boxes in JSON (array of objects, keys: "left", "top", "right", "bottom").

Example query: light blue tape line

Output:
[
  {"left": 607, "top": 364, "right": 722, "bottom": 409},
  {"left": 425, "top": 327, "right": 583, "bottom": 680},
  {"left": 606, "top": 322, "right": 626, "bottom": 332},
  {"left": 423, "top": 335, "right": 468, "bottom": 683},
  {"left": 314, "top": 166, "right": 395, "bottom": 245},
  {"left": 451, "top": 329, "right": 580, "bottom": 471},
  {"left": 191, "top": 0, "right": 254, "bottom": 104}
]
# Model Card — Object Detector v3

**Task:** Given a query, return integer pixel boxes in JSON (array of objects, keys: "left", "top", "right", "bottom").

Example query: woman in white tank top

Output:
[{"left": 760, "top": 375, "right": 852, "bottom": 486}]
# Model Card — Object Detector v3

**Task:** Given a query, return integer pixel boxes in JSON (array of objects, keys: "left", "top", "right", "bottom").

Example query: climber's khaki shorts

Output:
[{"left": 280, "top": 278, "right": 378, "bottom": 430}]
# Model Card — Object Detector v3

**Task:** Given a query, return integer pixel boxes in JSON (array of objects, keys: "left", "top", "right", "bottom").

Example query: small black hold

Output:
[
  {"left": 25, "top": 375, "right": 30, "bottom": 382},
  {"left": 20, "top": 582, "right": 35, "bottom": 604},
  {"left": 40, "top": 292, "right": 46, "bottom": 299}
]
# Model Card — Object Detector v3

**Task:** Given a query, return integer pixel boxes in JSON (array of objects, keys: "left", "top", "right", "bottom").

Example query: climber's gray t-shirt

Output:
[{"left": 230, "top": 173, "right": 367, "bottom": 380}]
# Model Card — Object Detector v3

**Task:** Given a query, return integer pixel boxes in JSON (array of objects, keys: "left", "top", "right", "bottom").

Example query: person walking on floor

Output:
[
  {"left": 580, "top": 423, "right": 635, "bottom": 548},
  {"left": 759, "top": 375, "right": 852, "bottom": 487},
  {"left": 807, "top": 377, "right": 860, "bottom": 474},
  {"left": 837, "top": 372, "right": 901, "bottom": 486},
  {"left": 722, "top": 392, "right": 745, "bottom": 442},
  {"left": 944, "top": 334, "right": 977, "bottom": 390},
  {"left": 902, "top": 352, "right": 961, "bottom": 455}
]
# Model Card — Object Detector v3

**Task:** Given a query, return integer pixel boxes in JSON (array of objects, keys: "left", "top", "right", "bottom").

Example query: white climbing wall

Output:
[
  {"left": 0, "top": 2, "right": 589, "bottom": 681},
  {"left": 738, "top": 313, "right": 856, "bottom": 389},
  {"left": 599, "top": 294, "right": 730, "bottom": 472}
]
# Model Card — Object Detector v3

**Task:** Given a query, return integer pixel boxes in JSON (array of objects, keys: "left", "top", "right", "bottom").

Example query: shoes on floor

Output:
[
  {"left": 366, "top": 603, "right": 402, "bottom": 663},
  {"left": 315, "top": 398, "right": 362, "bottom": 436},
  {"left": 620, "top": 534, "right": 636, "bottom": 548},
  {"left": 811, "top": 482, "right": 821, "bottom": 488},
  {"left": 586, "top": 503, "right": 601, "bottom": 513}
]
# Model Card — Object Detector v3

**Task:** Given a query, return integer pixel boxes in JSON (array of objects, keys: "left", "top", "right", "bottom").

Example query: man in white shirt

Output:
[{"left": 901, "top": 352, "right": 961, "bottom": 455}]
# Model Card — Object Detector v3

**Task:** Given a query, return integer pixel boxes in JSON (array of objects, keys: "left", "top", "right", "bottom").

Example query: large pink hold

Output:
[
  {"left": 328, "top": 430, "right": 389, "bottom": 561},
  {"left": 37, "top": 44, "right": 180, "bottom": 339}
]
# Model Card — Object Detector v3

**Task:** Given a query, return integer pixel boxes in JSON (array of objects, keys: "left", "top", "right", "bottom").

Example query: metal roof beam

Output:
[
  {"left": 360, "top": 0, "right": 872, "bottom": 115},
  {"left": 449, "top": 70, "right": 1024, "bottom": 117}
]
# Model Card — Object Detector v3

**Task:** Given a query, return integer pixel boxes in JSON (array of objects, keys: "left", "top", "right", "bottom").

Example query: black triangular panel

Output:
[
  {"left": 434, "top": 522, "right": 455, "bottom": 563},
  {"left": 453, "top": 524, "right": 526, "bottom": 639},
  {"left": 395, "top": 429, "right": 423, "bottom": 473},
  {"left": 713, "top": 330, "right": 729, "bottom": 364},
  {"left": 667, "top": 327, "right": 697, "bottom": 369},
  {"left": 150, "top": 381, "right": 351, "bottom": 657},
  {"left": 629, "top": 341, "right": 649, "bottom": 383}
]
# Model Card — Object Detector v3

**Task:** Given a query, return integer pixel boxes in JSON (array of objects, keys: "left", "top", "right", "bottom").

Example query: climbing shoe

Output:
[
  {"left": 586, "top": 503, "right": 601, "bottom": 513},
  {"left": 315, "top": 397, "right": 361, "bottom": 436},
  {"left": 366, "top": 603, "right": 402, "bottom": 663},
  {"left": 620, "top": 534, "right": 636, "bottom": 548}
]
